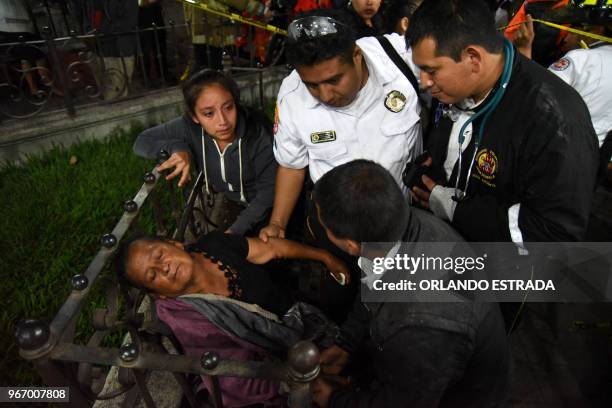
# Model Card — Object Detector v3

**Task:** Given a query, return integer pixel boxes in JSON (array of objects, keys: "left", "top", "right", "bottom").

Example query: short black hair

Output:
[
  {"left": 313, "top": 160, "right": 409, "bottom": 243},
  {"left": 382, "top": 0, "right": 423, "bottom": 33},
  {"left": 285, "top": 9, "right": 357, "bottom": 68},
  {"left": 406, "top": 0, "right": 503, "bottom": 62},
  {"left": 182, "top": 69, "right": 240, "bottom": 117}
]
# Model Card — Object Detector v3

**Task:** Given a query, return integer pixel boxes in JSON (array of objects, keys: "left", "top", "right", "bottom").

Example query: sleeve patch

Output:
[
  {"left": 550, "top": 57, "right": 570, "bottom": 71},
  {"left": 273, "top": 103, "right": 279, "bottom": 135}
]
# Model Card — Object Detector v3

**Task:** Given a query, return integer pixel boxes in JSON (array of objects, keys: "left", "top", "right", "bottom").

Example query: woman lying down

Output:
[{"left": 116, "top": 231, "right": 348, "bottom": 407}]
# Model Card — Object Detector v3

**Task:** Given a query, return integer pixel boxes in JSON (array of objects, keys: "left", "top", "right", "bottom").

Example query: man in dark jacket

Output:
[
  {"left": 406, "top": 0, "right": 599, "bottom": 244},
  {"left": 311, "top": 160, "right": 509, "bottom": 407},
  {"left": 405, "top": 0, "right": 599, "bottom": 330}
]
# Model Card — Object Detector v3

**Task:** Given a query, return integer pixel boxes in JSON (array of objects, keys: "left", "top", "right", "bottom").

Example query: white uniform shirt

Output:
[
  {"left": 548, "top": 43, "right": 612, "bottom": 147},
  {"left": 273, "top": 33, "right": 422, "bottom": 189}
]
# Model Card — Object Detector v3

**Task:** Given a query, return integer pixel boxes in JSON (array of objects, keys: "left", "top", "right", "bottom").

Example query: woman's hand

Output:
[
  {"left": 323, "top": 253, "right": 351, "bottom": 285},
  {"left": 513, "top": 14, "right": 535, "bottom": 59},
  {"left": 320, "top": 345, "right": 350, "bottom": 375},
  {"left": 157, "top": 151, "right": 191, "bottom": 187},
  {"left": 258, "top": 222, "right": 285, "bottom": 242}
]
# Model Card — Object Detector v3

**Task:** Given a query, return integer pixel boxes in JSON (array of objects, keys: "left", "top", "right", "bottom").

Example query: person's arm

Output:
[
  {"left": 512, "top": 14, "right": 534, "bottom": 59},
  {"left": 133, "top": 116, "right": 194, "bottom": 158},
  {"left": 245, "top": 237, "right": 350, "bottom": 284},
  {"left": 259, "top": 83, "right": 309, "bottom": 241},
  {"left": 133, "top": 116, "right": 195, "bottom": 187},
  {"left": 228, "top": 121, "right": 278, "bottom": 235},
  {"left": 258, "top": 166, "right": 306, "bottom": 240}
]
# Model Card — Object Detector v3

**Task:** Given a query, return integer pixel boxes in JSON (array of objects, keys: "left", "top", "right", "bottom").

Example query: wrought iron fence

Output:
[
  {"left": 14, "top": 151, "right": 317, "bottom": 408},
  {"left": 0, "top": 22, "right": 286, "bottom": 123}
]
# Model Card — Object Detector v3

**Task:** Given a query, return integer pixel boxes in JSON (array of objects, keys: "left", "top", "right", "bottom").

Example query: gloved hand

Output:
[{"left": 429, "top": 185, "right": 459, "bottom": 221}]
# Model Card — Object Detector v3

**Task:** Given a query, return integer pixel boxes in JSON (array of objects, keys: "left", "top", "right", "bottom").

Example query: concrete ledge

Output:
[
  {"left": 0, "top": 67, "right": 288, "bottom": 165},
  {"left": 0, "top": 88, "right": 184, "bottom": 164}
]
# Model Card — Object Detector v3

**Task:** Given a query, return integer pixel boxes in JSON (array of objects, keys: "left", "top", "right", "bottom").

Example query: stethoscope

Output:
[{"left": 453, "top": 38, "right": 515, "bottom": 202}]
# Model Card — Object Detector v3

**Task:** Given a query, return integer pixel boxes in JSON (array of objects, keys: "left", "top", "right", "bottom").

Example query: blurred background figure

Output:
[
  {"left": 184, "top": 0, "right": 270, "bottom": 71},
  {"left": 138, "top": 0, "right": 175, "bottom": 86},
  {"left": 345, "top": 0, "right": 384, "bottom": 38},
  {"left": 549, "top": 27, "right": 612, "bottom": 150},
  {"left": 504, "top": 0, "right": 571, "bottom": 66},
  {"left": 507, "top": 0, "right": 612, "bottom": 240},
  {"left": 382, "top": 0, "right": 422, "bottom": 35},
  {"left": 81, "top": 0, "right": 139, "bottom": 99},
  {"left": 0, "top": 0, "right": 61, "bottom": 97}
]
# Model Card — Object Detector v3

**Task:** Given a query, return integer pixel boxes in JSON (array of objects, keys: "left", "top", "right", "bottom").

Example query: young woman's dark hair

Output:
[
  {"left": 313, "top": 160, "right": 409, "bottom": 243},
  {"left": 285, "top": 9, "right": 357, "bottom": 68},
  {"left": 382, "top": 0, "right": 422, "bottom": 34},
  {"left": 406, "top": 0, "right": 503, "bottom": 62},
  {"left": 181, "top": 69, "right": 241, "bottom": 117}
]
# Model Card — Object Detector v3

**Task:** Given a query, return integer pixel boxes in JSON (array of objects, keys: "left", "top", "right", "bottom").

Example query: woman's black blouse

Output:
[{"left": 186, "top": 231, "right": 292, "bottom": 316}]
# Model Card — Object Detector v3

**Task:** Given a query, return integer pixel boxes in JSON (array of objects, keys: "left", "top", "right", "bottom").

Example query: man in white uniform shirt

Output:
[
  {"left": 259, "top": 10, "right": 422, "bottom": 242},
  {"left": 548, "top": 40, "right": 612, "bottom": 149}
]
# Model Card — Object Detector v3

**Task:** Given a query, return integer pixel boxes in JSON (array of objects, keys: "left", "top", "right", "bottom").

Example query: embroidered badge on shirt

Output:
[
  {"left": 384, "top": 90, "right": 407, "bottom": 113},
  {"left": 475, "top": 149, "right": 498, "bottom": 181},
  {"left": 311, "top": 130, "right": 337, "bottom": 144},
  {"left": 550, "top": 57, "right": 570, "bottom": 71}
]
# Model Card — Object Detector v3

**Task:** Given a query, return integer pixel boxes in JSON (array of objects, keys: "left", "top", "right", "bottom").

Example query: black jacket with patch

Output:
[{"left": 428, "top": 52, "right": 599, "bottom": 243}]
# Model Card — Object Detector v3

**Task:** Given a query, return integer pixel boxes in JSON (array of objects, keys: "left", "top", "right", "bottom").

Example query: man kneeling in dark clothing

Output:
[{"left": 311, "top": 160, "right": 509, "bottom": 407}]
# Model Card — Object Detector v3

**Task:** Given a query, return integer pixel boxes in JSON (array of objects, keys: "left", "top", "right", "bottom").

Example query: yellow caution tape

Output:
[
  {"left": 500, "top": 17, "right": 612, "bottom": 45},
  {"left": 532, "top": 18, "right": 612, "bottom": 44},
  {"left": 177, "top": 0, "right": 287, "bottom": 36},
  {"left": 180, "top": 59, "right": 192, "bottom": 81}
]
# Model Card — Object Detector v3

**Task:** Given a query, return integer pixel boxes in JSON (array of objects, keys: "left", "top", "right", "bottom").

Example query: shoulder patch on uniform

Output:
[
  {"left": 550, "top": 57, "right": 570, "bottom": 71},
  {"left": 384, "top": 90, "right": 407, "bottom": 113},
  {"left": 273, "top": 103, "right": 279, "bottom": 135},
  {"left": 310, "top": 130, "right": 336, "bottom": 144}
]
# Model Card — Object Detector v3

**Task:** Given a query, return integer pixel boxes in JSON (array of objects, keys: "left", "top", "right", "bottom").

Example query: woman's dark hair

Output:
[
  {"left": 285, "top": 9, "right": 357, "bottom": 68},
  {"left": 313, "top": 160, "right": 410, "bottom": 243},
  {"left": 382, "top": 0, "right": 422, "bottom": 34},
  {"left": 406, "top": 0, "right": 503, "bottom": 62},
  {"left": 182, "top": 69, "right": 241, "bottom": 117}
]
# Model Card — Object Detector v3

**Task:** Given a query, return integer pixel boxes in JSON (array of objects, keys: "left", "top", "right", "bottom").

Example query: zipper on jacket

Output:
[{"left": 213, "top": 139, "right": 234, "bottom": 191}]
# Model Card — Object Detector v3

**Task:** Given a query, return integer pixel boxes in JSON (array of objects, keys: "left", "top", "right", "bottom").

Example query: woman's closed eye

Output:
[{"left": 146, "top": 269, "right": 156, "bottom": 282}]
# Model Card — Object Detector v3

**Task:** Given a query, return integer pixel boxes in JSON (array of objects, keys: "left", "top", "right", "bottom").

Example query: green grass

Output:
[
  {"left": 0, "top": 101, "right": 274, "bottom": 388},
  {"left": 0, "top": 126, "right": 170, "bottom": 386}
]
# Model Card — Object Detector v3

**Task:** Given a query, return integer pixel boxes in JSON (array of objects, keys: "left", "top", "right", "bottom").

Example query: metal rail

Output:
[{"left": 15, "top": 152, "right": 316, "bottom": 407}]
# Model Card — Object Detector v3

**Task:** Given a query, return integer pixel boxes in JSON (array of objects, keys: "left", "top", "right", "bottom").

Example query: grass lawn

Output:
[
  {"left": 0, "top": 126, "right": 166, "bottom": 386},
  {"left": 0, "top": 99, "right": 275, "bottom": 388},
  {"left": 1, "top": 99, "right": 275, "bottom": 387}
]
